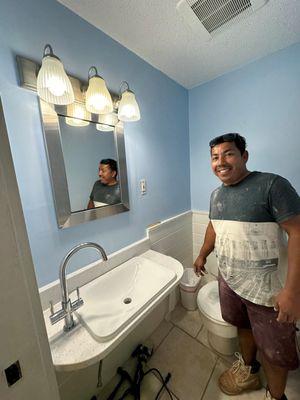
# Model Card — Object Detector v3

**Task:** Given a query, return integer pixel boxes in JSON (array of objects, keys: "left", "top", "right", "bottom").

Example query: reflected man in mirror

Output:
[{"left": 87, "top": 159, "right": 121, "bottom": 208}]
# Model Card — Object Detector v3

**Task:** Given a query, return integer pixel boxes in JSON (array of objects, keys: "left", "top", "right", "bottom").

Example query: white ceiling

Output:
[{"left": 58, "top": 0, "right": 300, "bottom": 89}]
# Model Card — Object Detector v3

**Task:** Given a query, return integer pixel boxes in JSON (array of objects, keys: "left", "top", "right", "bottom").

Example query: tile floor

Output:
[{"left": 98, "top": 304, "right": 300, "bottom": 400}]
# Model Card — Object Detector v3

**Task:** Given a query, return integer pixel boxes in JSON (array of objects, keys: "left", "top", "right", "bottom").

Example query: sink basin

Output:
[
  {"left": 43, "top": 250, "right": 183, "bottom": 371},
  {"left": 75, "top": 256, "right": 176, "bottom": 341}
]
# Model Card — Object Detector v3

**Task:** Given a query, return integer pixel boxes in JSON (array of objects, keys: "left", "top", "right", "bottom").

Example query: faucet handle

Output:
[
  {"left": 49, "top": 300, "right": 68, "bottom": 325},
  {"left": 71, "top": 287, "right": 84, "bottom": 311},
  {"left": 49, "top": 300, "right": 54, "bottom": 315}
]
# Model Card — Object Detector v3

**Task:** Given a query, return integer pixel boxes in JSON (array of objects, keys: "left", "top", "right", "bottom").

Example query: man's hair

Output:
[
  {"left": 100, "top": 158, "right": 118, "bottom": 175},
  {"left": 209, "top": 133, "right": 247, "bottom": 155}
]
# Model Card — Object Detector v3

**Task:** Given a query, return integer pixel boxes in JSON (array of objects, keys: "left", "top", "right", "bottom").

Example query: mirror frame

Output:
[{"left": 16, "top": 55, "right": 130, "bottom": 229}]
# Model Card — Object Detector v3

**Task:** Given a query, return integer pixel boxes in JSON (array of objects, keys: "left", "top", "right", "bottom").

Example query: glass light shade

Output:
[
  {"left": 118, "top": 90, "right": 140, "bottom": 122},
  {"left": 96, "top": 123, "right": 113, "bottom": 132},
  {"left": 37, "top": 56, "right": 74, "bottom": 105},
  {"left": 85, "top": 76, "right": 113, "bottom": 114},
  {"left": 96, "top": 112, "right": 118, "bottom": 132},
  {"left": 66, "top": 103, "right": 91, "bottom": 127},
  {"left": 98, "top": 113, "right": 119, "bottom": 131}
]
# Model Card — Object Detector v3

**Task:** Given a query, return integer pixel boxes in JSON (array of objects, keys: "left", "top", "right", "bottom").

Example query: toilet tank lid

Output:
[{"left": 197, "top": 281, "right": 227, "bottom": 324}]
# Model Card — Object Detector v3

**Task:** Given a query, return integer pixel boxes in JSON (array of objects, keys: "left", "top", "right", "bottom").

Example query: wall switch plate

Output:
[
  {"left": 5, "top": 360, "right": 22, "bottom": 387},
  {"left": 140, "top": 179, "right": 147, "bottom": 195}
]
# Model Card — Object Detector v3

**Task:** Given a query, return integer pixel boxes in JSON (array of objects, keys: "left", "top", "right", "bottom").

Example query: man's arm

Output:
[
  {"left": 275, "top": 214, "right": 300, "bottom": 323},
  {"left": 193, "top": 221, "right": 216, "bottom": 276}
]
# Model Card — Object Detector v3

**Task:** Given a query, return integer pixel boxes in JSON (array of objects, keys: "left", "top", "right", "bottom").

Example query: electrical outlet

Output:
[{"left": 5, "top": 360, "right": 22, "bottom": 387}]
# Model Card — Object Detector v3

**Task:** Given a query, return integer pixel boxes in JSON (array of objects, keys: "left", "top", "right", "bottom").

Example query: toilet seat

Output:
[{"left": 197, "top": 281, "right": 230, "bottom": 326}]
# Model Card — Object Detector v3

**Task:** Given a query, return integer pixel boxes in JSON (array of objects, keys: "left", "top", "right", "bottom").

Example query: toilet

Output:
[{"left": 196, "top": 255, "right": 238, "bottom": 355}]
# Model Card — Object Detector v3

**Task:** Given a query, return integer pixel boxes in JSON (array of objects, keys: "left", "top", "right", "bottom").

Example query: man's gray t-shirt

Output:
[
  {"left": 209, "top": 171, "right": 300, "bottom": 306},
  {"left": 90, "top": 181, "right": 121, "bottom": 206}
]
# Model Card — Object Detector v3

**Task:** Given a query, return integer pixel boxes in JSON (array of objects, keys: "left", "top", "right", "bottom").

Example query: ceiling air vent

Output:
[{"left": 176, "top": 0, "right": 269, "bottom": 40}]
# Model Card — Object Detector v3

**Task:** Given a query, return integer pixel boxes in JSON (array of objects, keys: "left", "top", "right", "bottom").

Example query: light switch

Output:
[{"left": 140, "top": 179, "right": 147, "bottom": 195}]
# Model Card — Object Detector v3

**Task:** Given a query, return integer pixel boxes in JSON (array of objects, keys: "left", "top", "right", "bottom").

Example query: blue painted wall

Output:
[
  {"left": 0, "top": 0, "right": 190, "bottom": 286},
  {"left": 189, "top": 42, "right": 300, "bottom": 211}
]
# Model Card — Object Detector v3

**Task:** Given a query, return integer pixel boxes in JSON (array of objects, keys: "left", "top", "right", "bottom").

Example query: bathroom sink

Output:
[
  {"left": 43, "top": 250, "right": 183, "bottom": 371},
  {"left": 75, "top": 256, "right": 176, "bottom": 341}
]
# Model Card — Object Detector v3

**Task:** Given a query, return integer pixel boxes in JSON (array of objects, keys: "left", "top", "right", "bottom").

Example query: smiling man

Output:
[
  {"left": 194, "top": 133, "right": 300, "bottom": 400},
  {"left": 87, "top": 158, "right": 121, "bottom": 209}
]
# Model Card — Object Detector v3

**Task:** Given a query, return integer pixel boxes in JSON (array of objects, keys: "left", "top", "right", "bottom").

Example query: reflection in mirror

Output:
[
  {"left": 87, "top": 159, "right": 121, "bottom": 210},
  {"left": 39, "top": 100, "right": 129, "bottom": 229},
  {"left": 59, "top": 116, "right": 120, "bottom": 212}
]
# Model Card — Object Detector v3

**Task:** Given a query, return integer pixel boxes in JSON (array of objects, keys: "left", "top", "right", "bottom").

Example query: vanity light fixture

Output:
[
  {"left": 36, "top": 44, "right": 74, "bottom": 105},
  {"left": 118, "top": 81, "right": 140, "bottom": 122},
  {"left": 85, "top": 66, "right": 113, "bottom": 115},
  {"left": 66, "top": 102, "right": 91, "bottom": 127},
  {"left": 96, "top": 112, "right": 119, "bottom": 132}
]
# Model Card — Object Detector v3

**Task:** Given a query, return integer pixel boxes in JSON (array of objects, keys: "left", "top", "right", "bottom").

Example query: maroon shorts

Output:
[{"left": 218, "top": 274, "right": 299, "bottom": 370}]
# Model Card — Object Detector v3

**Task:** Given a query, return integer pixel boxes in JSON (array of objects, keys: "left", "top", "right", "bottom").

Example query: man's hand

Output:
[
  {"left": 193, "top": 255, "right": 208, "bottom": 277},
  {"left": 274, "top": 288, "right": 300, "bottom": 323}
]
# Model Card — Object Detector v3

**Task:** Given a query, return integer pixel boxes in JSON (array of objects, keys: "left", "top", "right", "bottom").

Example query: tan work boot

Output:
[{"left": 218, "top": 352, "right": 262, "bottom": 395}]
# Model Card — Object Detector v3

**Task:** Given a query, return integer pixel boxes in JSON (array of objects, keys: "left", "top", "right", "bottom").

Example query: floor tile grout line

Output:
[
  {"left": 193, "top": 325, "right": 232, "bottom": 362},
  {"left": 199, "top": 355, "right": 220, "bottom": 400},
  {"left": 166, "top": 314, "right": 235, "bottom": 360},
  {"left": 152, "top": 322, "right": 176, "bottom": 354},
  {"left": 163, "top": 324, "right": 221, "bottom": 400},
  {"left": 195, "top": 323, "right": 203, "bottom": 337},
  {"left": 173, "top": 323, "right": 206, "bottom": 345}
]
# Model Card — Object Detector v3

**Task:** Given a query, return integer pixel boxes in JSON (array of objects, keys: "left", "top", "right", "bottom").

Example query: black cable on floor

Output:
[
  {"left": 144, "top": 368, "right": 173, "bottom": 400},
  {"left": 103, "top": 345, "right": 174, "bottom": 400}
]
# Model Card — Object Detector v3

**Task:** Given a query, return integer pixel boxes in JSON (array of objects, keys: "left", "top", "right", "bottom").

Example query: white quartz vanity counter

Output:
[{"left": 43, "top": 250, "right": 183, "bottom": 371}]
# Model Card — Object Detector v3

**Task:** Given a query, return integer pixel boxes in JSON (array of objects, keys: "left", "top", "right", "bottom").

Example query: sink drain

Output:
[{"left": 123, "top": 297, "right": 132, "bottom": 304}]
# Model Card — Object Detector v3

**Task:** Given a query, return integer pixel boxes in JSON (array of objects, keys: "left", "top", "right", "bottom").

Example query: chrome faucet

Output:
[{"left": 49, "top": 242, "right": 107, "bottom": 332}]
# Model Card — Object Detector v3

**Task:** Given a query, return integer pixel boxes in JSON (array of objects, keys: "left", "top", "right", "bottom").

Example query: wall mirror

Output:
[
  {"left": 40, "top": 101, "right": 129, "bottom": 228},
  {"left": 17, "top": 56, "right": 130, "bottom": 228}
]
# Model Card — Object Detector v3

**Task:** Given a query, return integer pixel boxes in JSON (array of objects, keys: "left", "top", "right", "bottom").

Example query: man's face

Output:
[
  {"left": 99, "top": 163, "right": 116, "bottom": 185},
  {"left": 210, "top": 141, "right": 248, "bottom": 185}
]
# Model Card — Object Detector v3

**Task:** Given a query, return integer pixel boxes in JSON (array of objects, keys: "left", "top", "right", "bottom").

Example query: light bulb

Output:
[
  {"left": 87, "top": 93, "right": 109, "bottom": 112},
  {"left": 66, "top": 103, "right": 90, "bottom": 127},
  {"left": 46, "top": 76, "right": 67, "bottom": 97},
  {"left": 120, "top": 105, "right": 135, "bottom": 119},
  {"left": 72, "top": 104, "right": 86, "bottom": 119}
]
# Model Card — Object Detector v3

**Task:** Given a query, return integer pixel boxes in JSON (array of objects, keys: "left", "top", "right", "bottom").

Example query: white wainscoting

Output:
[
  {"left": 148, "top": 211, "right": 193, "bottom": 269},
  {"left": 192, "top": 210, "right": 218, "bottom": 285},
  {"left": 147, "top": 211, "right": 193, "bottom": 313},
  {"left": 192, "top": 210, "right": 210, "bottom": 262}
]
